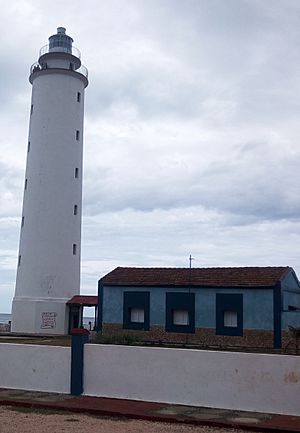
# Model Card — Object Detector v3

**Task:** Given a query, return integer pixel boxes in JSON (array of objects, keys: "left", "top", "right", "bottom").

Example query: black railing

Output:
[
  {"left": 30, "top": 61, "right": 88, "bottom": 79},
  {"left": 39, "top": 44, "right": 81, "bottom": 59}
]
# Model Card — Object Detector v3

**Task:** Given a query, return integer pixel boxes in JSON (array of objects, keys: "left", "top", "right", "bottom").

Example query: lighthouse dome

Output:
[{"left": 49, "top": 27, "right": 73, "bottom": 54}]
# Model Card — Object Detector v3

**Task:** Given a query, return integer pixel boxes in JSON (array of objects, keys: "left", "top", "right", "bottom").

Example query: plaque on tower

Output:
[{"left": 41, "top": 312, "right": 58, "bottom": 329}]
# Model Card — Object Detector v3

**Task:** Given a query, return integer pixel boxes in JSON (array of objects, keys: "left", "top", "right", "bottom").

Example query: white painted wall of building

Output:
[
  {"left": 16, "top": 72, "right": 85, "bottom": 303},
  {"left": 0, "top": 344, "right": 70, "bottom": 393},
  {"left": 12, "top": 38, "right": 87, "bottom": 334},
  {"left": 84, "top": 344, "right": 300, "bottom": 416},
  {"left": 11, "top": 298, "right": 69, "bottom": 335}
]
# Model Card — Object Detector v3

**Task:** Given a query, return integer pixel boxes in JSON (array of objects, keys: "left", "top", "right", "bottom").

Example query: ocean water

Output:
[
  {"left": 0, "top": 313, "right": 94, "bottom": 326},
  {"left": 0, "top": 313, "right": 11, "bottom": 324}
]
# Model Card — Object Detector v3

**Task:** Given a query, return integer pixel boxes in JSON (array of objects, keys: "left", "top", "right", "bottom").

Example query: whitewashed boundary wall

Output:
[
  {"left": 0, "top": 344, "right": 70, "bottom": 393},
  {"left": 84, "top": 344, "right": 300, "bottom": 416}
]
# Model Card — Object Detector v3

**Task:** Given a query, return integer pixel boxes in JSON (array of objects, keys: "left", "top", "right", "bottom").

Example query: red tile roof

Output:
[
  {"left": 100, "top": 266, "right": 292, "bottom": 288},
  {"left": 67, "top": 295, "right": 98, "bottom": 306}
]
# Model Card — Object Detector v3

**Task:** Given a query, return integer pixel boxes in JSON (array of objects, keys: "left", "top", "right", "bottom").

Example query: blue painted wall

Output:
[
  {"left": 281, "top": 271, "right": 300, "bottom": 311},
  {"left": 283, "top": 291, "right": 300, "bottom": 310},
  {"left": 281, "top": 271, "right": 300, "bottom": 292},
  {"left": 282, "top": 312, "right": 300, "bottom": 329},
  {"left": 102, "top": 286, "right": 274, "bottom": 330}
]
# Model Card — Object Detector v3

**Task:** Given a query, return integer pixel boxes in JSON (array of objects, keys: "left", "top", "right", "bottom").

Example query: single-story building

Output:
[
  {"left": 97, "top": 266, "right": 300, "bottom": 349},
  {"left": 67, "top": 295, "right": 98, "bottom": 333}
]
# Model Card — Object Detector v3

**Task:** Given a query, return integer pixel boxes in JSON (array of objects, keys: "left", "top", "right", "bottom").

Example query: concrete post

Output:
[{"left": 71, "top": 328, "right": 89, "bottom": 395}]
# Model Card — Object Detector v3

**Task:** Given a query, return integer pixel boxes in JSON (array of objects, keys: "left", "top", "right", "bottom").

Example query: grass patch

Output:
[
  {"left": 0, "top": 337, "right": 71, "bottom": 346},
  {"left": 93, "top": 332, "right": 143, "bottom": 345}
]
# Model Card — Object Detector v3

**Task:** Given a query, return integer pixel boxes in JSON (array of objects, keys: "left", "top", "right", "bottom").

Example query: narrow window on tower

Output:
[
  {"left": 25, "top": 179, "right": 28, "bottom": 190},
  {"left": 18, "top": 255, "right": 21, "bottom": 266},
  {"left": 76, "top": 130, "right": 80, "bottom": 141},
  {"left": 73, "top": 243, "right": 77, "bottom": 255},
  {"left": 28, "top": 141, "right": 31, "bottom": 152},
  {"left": 73, "top": 205, "right": 78, "bottom": 215},
  {"left": 21, "top": 216, "right": 24, "bottom": 227},
  {"left": 30, "top": 104, "right": 33, "bottom": 115},
  {"left": 77, "top": 92, "right": 81, "bottom": 102},
  {"left": 75, "top": 167, "right": 79, "bottom": 178}
]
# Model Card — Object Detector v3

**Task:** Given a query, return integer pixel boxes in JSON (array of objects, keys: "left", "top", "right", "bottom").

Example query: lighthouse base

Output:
[{"left": 11, "top": 296, "right": 70, "bottom": 335}]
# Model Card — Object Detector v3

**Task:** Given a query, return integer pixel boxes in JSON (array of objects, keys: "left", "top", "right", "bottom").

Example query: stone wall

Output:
[
  {"left": 282, "top": 329, "right": 300, "bottom": 354},
  {"left": 0, "top": 323, "right": 11, "bottom": 332},
  {"left": 102, "top": 323, "right": 275, "bottom": 349}
]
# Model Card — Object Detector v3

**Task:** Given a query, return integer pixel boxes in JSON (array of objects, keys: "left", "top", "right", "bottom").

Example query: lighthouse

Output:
[{"left": 11, "top": 28, "right": 88, "bottom": 334}]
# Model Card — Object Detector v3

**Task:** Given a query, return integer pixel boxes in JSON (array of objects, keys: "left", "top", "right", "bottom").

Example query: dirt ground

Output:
[
  {"left": 0, "top": 405, "right": 256, "bottom": 433},
  {"left": 0, "top": 335, "right": 71, "bottom": 346}
]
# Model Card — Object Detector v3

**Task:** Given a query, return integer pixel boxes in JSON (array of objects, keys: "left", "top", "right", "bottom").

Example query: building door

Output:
[{"left": 68, "top": 306, "right": 80, "bottom": 334}]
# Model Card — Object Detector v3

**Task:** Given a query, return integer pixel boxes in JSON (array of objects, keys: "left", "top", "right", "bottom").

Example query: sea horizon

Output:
[
  {"left": 0, "top": 313, "right": 11, "bottom": 323},
  {"left": 0, "top": 312, "right": 95, "bottom": 325}
]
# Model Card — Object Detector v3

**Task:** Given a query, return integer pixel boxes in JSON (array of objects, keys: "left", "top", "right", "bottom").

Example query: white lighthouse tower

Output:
[{"left": 11, "top": 27, "right": 88, "bottom": 334}]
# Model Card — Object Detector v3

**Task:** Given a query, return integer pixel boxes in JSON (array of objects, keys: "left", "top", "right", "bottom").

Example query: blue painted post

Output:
[
  {"left": 71, "top": 328, "right": 89, "bottom": 395},
  {"left": 273, "top": 285, "right": 282, "bottom": 349},
  {"left": 97, "top": 280, "right": 103, "bottom": 333}
]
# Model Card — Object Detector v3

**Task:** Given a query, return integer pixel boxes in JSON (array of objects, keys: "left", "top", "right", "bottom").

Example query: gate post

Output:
[{"left": 71, "top": 328, "right": 90, "bottom": 395}]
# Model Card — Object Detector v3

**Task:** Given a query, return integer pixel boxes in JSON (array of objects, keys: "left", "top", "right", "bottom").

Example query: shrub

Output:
[{"left": 93, "top": 331, "right": 143, "bottom": 346}]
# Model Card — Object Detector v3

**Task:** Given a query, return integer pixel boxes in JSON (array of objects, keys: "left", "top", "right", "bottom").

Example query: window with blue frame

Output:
[
  {"left": 166, "top": 292, "right": 195, "bottom": 333},
  {"left": 216, "top": 293, "right": 243, "bottom": 336},
  {"left": 123, "top": 291, "right": 150, "bottom": 330}
]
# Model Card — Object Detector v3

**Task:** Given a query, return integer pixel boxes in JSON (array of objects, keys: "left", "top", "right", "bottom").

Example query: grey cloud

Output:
[
  {"left": 2, "top": 0, "right": 300, "bottom": 310},
  {"left": 85, "top": 0, "right": 300, "bottom": 129},
  {"left": 0, "top": 162, "right": 24, "bottom": 218},
  {"left": 83, "top": 136, "right": 300, "bottom": 222},
  {"left": 81, "top": 207, "right": 300, "bottom": 281}
]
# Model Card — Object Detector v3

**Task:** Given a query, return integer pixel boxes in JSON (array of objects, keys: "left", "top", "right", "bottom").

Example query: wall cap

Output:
[{"left": 71, "top": 328, "right": 90, "bottom": 336}]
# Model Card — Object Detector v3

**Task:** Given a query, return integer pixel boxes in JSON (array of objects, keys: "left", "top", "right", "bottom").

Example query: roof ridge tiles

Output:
[
  {"left": 114, "top": 266, "right": 290, "bottom": 270},
  {"left": 100, "top": 266, "right": 292, "bottom": 288}
]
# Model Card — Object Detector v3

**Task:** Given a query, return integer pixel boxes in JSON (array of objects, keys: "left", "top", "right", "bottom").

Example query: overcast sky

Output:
[{"left": 1, "top": 0, "right": 300, "bottom": 312}]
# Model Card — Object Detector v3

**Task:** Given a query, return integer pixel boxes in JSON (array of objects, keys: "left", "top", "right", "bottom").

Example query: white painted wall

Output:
[
  {"left": 84, "top": 344, "right": 300, "bottom": 416},
  {"left": 0, "top": 344, "right": 70, "bottom": 393},
  {"left": 12, "top": 29, "right": 88, "bottom": 334},
  {"left": 11, "top": 298, "right": 69, "bottom": 335}
]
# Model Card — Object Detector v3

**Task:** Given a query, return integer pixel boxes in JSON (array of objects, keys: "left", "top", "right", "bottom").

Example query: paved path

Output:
[{"left": 0, "top": 388, "right": 299, "bottom": 432}]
